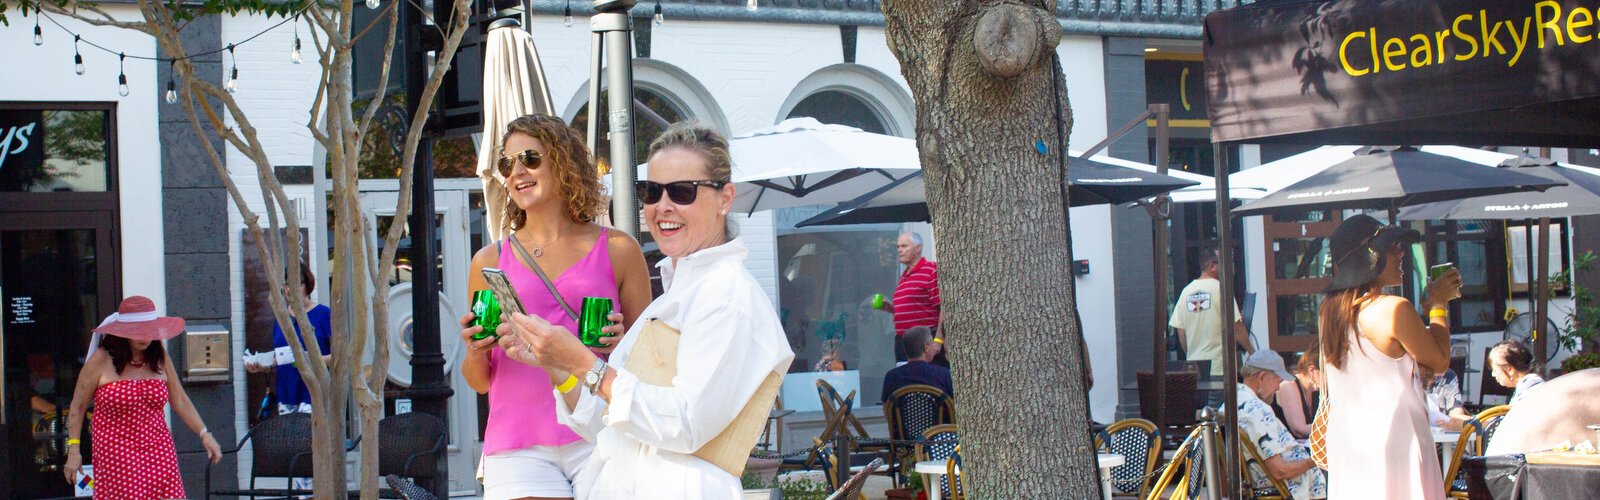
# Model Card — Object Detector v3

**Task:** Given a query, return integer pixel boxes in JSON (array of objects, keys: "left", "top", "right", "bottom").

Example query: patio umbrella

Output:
[
  {"left": 1232, "top": 146, "right": 1564, "bottom": 218},
  {"left": 729, "top": 117, "right": 920, "bottom": 214},
  {"left": 795, "top": 155, "right": 1200, "bottom": 227},
  {"left": 476, "top": 18, "right": 555, "bottom": 241}
]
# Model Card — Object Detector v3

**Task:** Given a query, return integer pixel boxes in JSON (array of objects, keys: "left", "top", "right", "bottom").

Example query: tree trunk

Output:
[
  {"left": 312, "top": 389, "right": 349, "bottom": 498},
  {"left": 882, "top": 1, "right": 1098, "bottom": 497}
]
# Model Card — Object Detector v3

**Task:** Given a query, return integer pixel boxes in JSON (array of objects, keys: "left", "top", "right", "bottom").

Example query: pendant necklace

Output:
[{"left": 527, "top": 225, "right": 570, "bottom": 258}]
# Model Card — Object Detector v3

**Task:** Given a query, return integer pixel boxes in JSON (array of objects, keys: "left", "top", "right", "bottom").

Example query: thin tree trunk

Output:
[{"left": 883, "top": 0, "right": 1098, "bottom": 497}]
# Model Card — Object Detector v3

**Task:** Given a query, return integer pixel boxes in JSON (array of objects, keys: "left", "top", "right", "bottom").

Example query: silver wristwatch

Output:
[{"left": 583, "top": 358, "right": 608, "bottom": 395}]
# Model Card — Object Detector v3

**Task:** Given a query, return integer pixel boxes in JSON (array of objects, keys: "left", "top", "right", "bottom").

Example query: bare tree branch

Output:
[{"left": 42, "top": 2, "right": 147, "bottom": 30}]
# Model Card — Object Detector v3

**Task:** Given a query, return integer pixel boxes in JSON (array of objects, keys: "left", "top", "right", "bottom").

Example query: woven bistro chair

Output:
[
  {"left": 915, "top": 424, "right": 962, "bottom": 500},
  {"left": 1094, "top": 418, "right": 1163, "bottom": 499},
  {"left": 885, "top": 384, "right": 954, "bottom": 484},
  {"left": 1237, "top": 434, "right": 1290, "bottom": 500},
  {"left": 378, "top": 412, "right": 447, "bottom": 492},
  {"left": 1144, "top": 426, "right": 1207, "bottom": 500},
  {"left": 1444, "top": 404, "right": 1512, "bottom": 498},
  {"left": 205, "top": 412, "right": 315, "bottom": 499}
]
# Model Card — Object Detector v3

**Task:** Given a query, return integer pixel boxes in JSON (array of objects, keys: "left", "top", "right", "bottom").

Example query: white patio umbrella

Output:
[
  {"left": 477, "top": 19, "right": 555, "bottom": 241},
  {"left": 728, "top": 117, "right": 921, "bottom": 213}
]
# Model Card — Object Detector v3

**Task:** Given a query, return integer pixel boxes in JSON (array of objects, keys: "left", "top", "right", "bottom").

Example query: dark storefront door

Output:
[{"left": 1, "top": 212, "right": 118, "bottom": 499}]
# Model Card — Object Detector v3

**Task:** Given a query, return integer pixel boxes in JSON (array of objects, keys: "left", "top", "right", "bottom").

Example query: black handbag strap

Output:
[{"left": 505, "top": 236, "right": 579, "bottom": 321}]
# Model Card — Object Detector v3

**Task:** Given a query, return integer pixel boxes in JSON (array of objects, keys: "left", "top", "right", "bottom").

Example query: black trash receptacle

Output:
[{"left": 1462, "top": 453, "right": 1525, "bottom": 500}]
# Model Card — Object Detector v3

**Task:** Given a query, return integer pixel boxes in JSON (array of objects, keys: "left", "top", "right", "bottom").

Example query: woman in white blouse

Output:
[{"left": 499, "top": 121, "right": 794, "bottom": 499}]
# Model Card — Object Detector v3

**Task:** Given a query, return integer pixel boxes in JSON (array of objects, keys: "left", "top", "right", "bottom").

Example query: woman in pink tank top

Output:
[
  {"left": 1318, "top": 215, "right": 1462, "bottom": 499},
  {"left": 458, "top": 115, "right": 652, "bottom": 500}
]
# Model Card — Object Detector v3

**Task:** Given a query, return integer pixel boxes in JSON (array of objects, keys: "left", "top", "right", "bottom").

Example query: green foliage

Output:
[
  {"left": 1561, "top": 352, "right": 1600, "bottom": 373},
  {"left": 739, "top": 472, "right": 830, "bottom": 500},
  {"left": 1554, "top": 251, "right": 1600, "bottom": 353}
]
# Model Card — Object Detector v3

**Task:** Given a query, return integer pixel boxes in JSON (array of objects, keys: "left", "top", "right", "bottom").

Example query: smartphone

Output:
[
  {"left": 1429, "top": 262, "right": 1455, "bottom": 281},
  {"left": 481, "top": 268, "right": 526, "bottom": 318}
]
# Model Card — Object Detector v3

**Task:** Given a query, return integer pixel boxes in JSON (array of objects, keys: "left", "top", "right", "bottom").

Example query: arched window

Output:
[
  {"left": 567, "top": 87, "right": 687, "bottom": 171},
  {"left": 785, "top": 90, "right": 888, "bottom": 135}
]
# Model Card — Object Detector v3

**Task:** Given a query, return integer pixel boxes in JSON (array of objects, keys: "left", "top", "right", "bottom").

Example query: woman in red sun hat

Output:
[{"left": 61, "top": 295, "right": 222, "bottom": 498}]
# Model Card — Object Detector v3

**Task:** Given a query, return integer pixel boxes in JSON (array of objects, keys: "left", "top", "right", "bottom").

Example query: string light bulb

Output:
[
  {"left": 563, "top": 0, "right": 573, "bottom": 27},
  {"left": 291, "top": 15, "right": 303, "bottom": 64},
  {"left": 74, "top": 36, "right": 85, "bottom": 75},
  {"left": 653, "top": 0, "right": 663, "bottom": 26},
  {"left": 164, "top": 61, "right": 177, "bottom": 104},
  {"left": 366, "top": 0, "right": 379, "bottom": 9},
  {"left": 225, "top": 44, "right": 239, "bottom": 93},
  {"left": 117, "top": 53, "right": 129, "bottom": 97},
  {"left": 33, "top": 8, "right": 44, "bottom": 45},
  {"left": 746, "top": 0, "right": 757, "bottom": 11}
]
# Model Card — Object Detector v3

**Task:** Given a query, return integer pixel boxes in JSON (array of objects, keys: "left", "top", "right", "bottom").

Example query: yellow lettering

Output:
[
  {"left": 1370, "top": 28, "right": 1381, "bottom": 73},
  {"left": 1569, "top": 7, "right": 1593, "bottom": 43},
  {"left": 1383, "top": 37, "right": 1409, "bottom": 71},
  {"left": 1435, "top": 29, "right": 1451, "bottom": 64},
  {"left": 1409, "top": 34, "right": 1434, "bottom": 67},
  {"left": 1483, "top": 10, "right": 1508, "bottom": 56},
  {"left": 1454, "top": 14, "right": 1479, "bottom": 60},
  {"left": 1507, "top": 17, "right": 1532, "bottom": 66},
  {"left": 1340, "top": 30, "right": 1371, "bottom": 76},
  {"left": 1536, "top": 1, "right": 1566, "bottom": 47}
]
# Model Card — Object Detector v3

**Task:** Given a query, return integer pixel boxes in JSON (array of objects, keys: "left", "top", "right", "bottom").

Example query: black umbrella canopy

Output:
[
  {"left": 796, "top": 157, "right": 1199, "bottom": 227},
  {"left": 1399, "top": 156, "right": 1600, "bottom": 220},
  {"left": 1232, "top": 147, "right": 1565, "bottom": 217}
]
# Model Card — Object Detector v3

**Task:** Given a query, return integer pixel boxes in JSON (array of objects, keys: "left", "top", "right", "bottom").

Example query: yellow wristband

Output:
[
  {"left": 1429, "top": 309, "right": 1448, "bottom": 318},
  {"left": 67, "top": 438, "right": 81, "bottom": 446},
  {"left": 556, "top": 374, "right": 580, "bottom": 394},
  {"left": 934, "top": 337, "right": 944, "bottom": 344}
]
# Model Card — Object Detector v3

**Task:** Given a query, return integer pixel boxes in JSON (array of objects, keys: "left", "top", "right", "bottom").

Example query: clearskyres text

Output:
[{"left": 1339, "top": 1, "right": 1592, "bottom": 76}]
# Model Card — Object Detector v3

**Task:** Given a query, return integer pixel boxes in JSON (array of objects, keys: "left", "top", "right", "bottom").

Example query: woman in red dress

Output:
[{"left": 62, "top": 296, "right": 221, "bottom": 499}]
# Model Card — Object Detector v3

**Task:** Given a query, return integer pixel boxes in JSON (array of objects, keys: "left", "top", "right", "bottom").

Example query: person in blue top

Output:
[{"left": 246, "top": 263, "right": 332, "bottom": 415}]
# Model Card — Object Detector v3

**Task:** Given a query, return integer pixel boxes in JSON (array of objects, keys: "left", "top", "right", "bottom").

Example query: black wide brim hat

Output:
[{"left": 1325, "top": 214, "right": 1421, "bottom": 292}]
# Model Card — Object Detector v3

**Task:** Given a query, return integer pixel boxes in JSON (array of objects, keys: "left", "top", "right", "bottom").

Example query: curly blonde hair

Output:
[{"left": 501, "top": 114, "right": 607, "bottom": 231}]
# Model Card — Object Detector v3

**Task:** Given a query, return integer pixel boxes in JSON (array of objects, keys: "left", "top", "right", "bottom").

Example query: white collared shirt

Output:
[{"left": 555, "top": 238, "right": 795, "bottom": 499}]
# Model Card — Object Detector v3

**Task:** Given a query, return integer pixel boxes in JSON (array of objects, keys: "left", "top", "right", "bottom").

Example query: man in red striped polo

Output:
[{"left": 881, "top": 232, "right": 941, "bottom": 362}]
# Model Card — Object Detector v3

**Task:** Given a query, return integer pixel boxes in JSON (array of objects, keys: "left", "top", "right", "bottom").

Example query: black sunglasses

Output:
[
  {"left": 635, "top": 180, "right": 728, "bottom": 205},
  {"left": 497, "top": 149, "right": 543, "bottom": 177}
]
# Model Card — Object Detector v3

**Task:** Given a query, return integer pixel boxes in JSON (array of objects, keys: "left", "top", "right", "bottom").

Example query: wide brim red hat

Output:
[{"left": 92, "top": 295, "right": 186, "bottom": 341}]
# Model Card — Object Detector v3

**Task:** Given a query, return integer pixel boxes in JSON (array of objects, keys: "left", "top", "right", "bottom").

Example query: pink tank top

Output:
[{"left": 484, "top": 227, "right": 620, "bottom": 454}]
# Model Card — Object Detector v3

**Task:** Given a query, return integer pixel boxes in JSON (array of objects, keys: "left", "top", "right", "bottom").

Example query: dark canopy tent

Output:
[{"left": 1203, "top": 0, "right": 1600, "bottom": 493}]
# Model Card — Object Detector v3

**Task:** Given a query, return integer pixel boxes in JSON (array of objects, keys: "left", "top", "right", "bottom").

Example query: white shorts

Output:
[{"left": 478, "top": 441, "right": 593, "bottom": 499}]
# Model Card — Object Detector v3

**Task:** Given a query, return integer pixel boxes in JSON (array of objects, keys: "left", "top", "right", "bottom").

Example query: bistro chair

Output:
[
  {"left": 822, "top": 456, "right": 885, "bottom": 500},
  {"left": 205, "top": 412, "right": 315, "bottom": 499},
  {"left": 384, "top": 474, "right": 438, "bottom": 500},
  {"left": 1444, "top": 404, "right": 1512, "bottom": 498},
  {"left": 1144, "top": 426, "right": 1207, "bottom": 500},
  {"left": 1137, "top": 369, "right": 1200, "bottom": 447},
  {"left": 885, "top": 384, "right": 955, "bottom": 484},
  {"left": 378, "top": 412, "right": 448, "bottom": 492},
  {"left": 780, "top": 389, "right": 859, "bottom": 473},
  {"left": 816, "top": 379, "right": 893, "bottom": 472},
  {"left": 1094, "top": 418, "right": 1163, "bottom": 499},
  {"left": 1237, "top": 433, "right": 1289, "bottom": 500},
  {"left": 916, "top": 424, "right": 962, "bottom": 500}
]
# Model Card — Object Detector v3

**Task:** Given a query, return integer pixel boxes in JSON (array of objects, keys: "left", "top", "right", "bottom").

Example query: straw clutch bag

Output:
[{"left": 622, "top": 319, "right": 783, "bottom": 477}]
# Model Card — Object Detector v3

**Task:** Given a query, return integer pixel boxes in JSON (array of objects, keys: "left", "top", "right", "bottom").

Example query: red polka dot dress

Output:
[{"left": 90, "top": 379, "right": 186, "bottom": 499}]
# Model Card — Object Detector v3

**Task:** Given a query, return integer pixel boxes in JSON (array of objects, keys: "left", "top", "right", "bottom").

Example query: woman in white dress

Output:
[
  {"left": 1319, "top": 214, "right": 1461, "bottom": 499},
  {"left": 499, "top": 121, "right": 794, "bottom": 499}
]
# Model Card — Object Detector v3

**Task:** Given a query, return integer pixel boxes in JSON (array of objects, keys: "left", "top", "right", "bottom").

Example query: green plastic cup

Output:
[
  {"left": 578, "top": 297, "right": 616, "bottom": 348},
  {"left": 471, "top": 290, "right": 501, "bottom": 340}
]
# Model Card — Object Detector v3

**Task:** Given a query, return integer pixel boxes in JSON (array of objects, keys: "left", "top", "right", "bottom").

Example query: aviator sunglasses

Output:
[
  {"left": 497, "top": 149, "right": 543, "bottom": 177},
  {"left": 635, "top": 180, "right": 728, "bottom": 205}
]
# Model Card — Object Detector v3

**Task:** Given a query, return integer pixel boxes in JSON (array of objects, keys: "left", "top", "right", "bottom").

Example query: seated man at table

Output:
[
  {"left": 881, "top": 326, "right": 954, "bottom": 402},
  {"left": 1225, "top": 350, "right": 1327, "bottom": 500}
]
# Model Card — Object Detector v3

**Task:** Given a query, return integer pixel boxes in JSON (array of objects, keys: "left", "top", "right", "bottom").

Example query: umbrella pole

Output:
[
  {"left": 1536, "top": 217, "right": 1552, "bottom": 365},
  {"left": 592, "top": 2, "right": 639, "bottom": 236},
  {"left": 1151, "top": 104, "right": 1171, "bottom": 433},
  {"left": 1213, "top": 143, "right": 1242, "bottom": 497}
]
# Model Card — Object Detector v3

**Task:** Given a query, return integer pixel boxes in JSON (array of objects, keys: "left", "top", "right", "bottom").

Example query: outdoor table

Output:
[
  {"left": 913, "top": 453, "right": 1124, "bottom": 500},
  {"left": 1433, "top": 428, "right": 1461, "bottom": 477}
]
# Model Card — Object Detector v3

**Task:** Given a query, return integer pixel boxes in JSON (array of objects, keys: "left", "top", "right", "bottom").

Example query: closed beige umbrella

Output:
[{"left": 477, "top": 18, "right": 555, "bottom": 241}]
